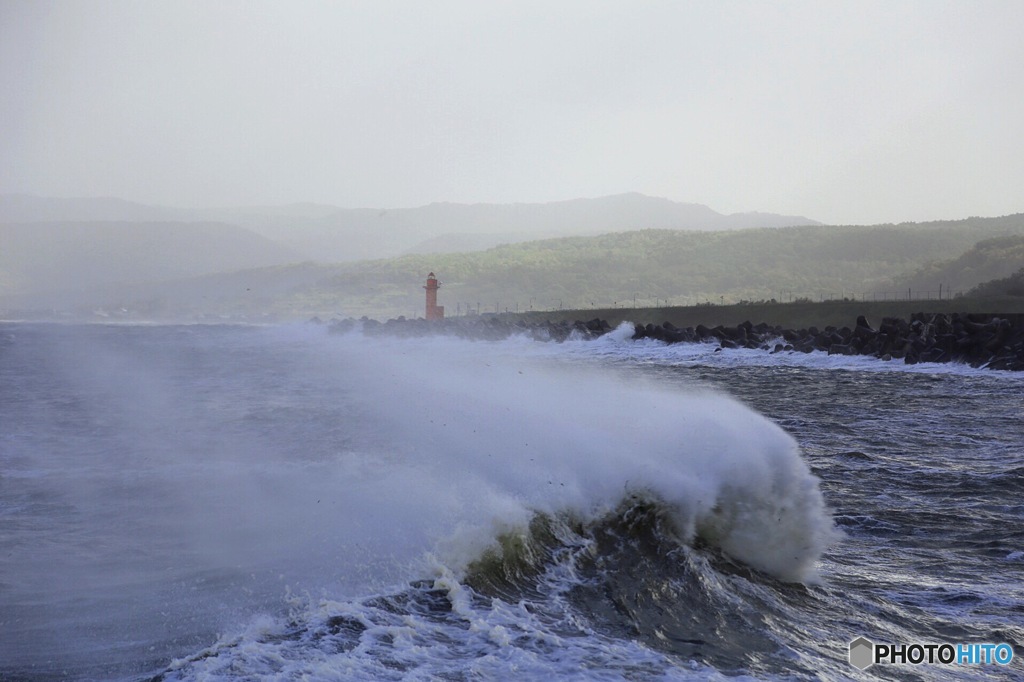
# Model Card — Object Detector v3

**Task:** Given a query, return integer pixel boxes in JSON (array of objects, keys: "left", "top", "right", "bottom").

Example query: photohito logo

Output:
[{"left": 849, "top": 636, "right": 1014, "bottom": 670}]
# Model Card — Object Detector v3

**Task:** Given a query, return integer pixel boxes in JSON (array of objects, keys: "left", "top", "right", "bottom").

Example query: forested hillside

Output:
[
  {"left": 967, "top": 266, "right": 1024, "bottom": 298},
  {"left": 4, "top": 214, "right": 1023, "bottom": 320},
  {"left": 306, "top": 216, "right": 1024, "bottom": 317},
  {"left": 901, "top": 235, "right": 1024, "bottom": 294}
]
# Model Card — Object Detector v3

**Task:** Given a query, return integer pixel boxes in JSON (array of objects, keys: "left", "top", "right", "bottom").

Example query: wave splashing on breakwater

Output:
[
  {"left": 328, "top": 311, "right": 1024, "bottom": 370},
  {"left": 4, "top": 322, "right": 1022, "bottom": 681}
]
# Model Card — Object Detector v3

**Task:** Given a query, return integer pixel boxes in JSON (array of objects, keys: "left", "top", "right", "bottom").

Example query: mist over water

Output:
[
  {"left": 2, "top": 322, "right": 1021, "bottom": 681},
  {"left": 341, "top": 327, "right": 839, "bottom": 578},
  {"left": 0, "top": 323, "right": 826, "bottom": 676}
]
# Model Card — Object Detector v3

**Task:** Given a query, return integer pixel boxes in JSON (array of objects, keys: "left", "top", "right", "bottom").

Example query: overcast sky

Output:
[{"left": 2, "top": 1, "right": 1022, "bottom": 224}]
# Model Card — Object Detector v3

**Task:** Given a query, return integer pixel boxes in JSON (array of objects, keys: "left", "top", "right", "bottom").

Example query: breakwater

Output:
[
  {"left": 325, "top": 312, "right": 1024, "bottom": 370},
  {"left": 630, "top": 312, "right": 1024, "bottom": 371}
]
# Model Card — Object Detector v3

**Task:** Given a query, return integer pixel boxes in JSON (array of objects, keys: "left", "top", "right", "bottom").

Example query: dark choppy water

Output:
[{"left": 1, "top": 322, "right": 1022, "bottom": 681}]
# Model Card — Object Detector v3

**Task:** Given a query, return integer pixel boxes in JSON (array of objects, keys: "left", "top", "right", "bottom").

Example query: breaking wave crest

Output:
[
  {"left": 334, "top": 329, "right": 840, "bottom": 585},
  {"left": 155, "top": 492, "right": 828, "bottom": 681},
  {"left": 152, "top": 330, "right": 840, "bottom": 679}
]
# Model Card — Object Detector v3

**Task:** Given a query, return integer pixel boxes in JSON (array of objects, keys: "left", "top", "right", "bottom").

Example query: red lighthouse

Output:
[{"left": 424, "top": 272, "right": 444, "bottom": 320}]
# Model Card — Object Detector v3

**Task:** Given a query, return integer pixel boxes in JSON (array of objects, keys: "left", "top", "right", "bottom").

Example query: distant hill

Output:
[
  {"left": 967, "top": 267, "right": 1024, "bottom": 298},
  {"left": 0, "top": 221, "right": 302, "bottom": 305},
  {"left": 394, "top": 194, "right": 820, "bottom": 256},
  {"left": 900, "top": 234, "right": 1024, "bottom": 295},
  {"left": 20, "top": 213, "right": 1020, "bottom": 321},
  {"left": 1, "top": 193, "right": 820, "bottom": 262},
  {"left": 5, "top": 193, "right": 1022, "bottom": 322},
  {"left": 309, "top": 216, "right": 1024, "bottom": 317},
  {"left": 0, "top": 194, "right": 180, "bottom": 222}
]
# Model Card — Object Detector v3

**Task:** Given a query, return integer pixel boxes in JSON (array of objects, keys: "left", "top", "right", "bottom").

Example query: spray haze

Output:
[
  {"left": 0, "top": 322, "right": 838, "bottom": 677},
  {"left": 340, "top": 328, "right": 840, "bottom": 582}
]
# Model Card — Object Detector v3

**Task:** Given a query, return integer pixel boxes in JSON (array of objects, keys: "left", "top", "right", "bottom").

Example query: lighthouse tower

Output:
[{"left": 424, "top": 272, "right": 444, "bottom": 320}]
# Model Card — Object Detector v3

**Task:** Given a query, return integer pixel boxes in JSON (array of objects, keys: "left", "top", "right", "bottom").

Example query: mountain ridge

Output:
[
  {"left": 5, "top": 215, "right": 1019, "bottom": 321},
  {"left": 0, "top": 192, "right": 821, "bottom": 262},
  {"left": 4, "top": 193, "right": 1022, "bottom": 322},
  {"left": 0, "top": 220, "right": 302, "bottom": 298}
]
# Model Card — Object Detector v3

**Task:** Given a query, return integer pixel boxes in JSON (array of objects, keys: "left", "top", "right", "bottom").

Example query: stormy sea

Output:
[{"left": 1, "top": 321, "right": 1021, "bottom": 681}]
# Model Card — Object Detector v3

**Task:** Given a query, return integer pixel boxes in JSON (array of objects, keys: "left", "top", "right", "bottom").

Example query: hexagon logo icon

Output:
[{"left": 849, "top": 636, "right": 875, "bottom": 670}]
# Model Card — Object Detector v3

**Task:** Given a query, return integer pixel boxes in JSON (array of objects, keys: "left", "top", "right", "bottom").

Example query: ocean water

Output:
[{"left": 1, "top": 321, "right": 1021, "bottom": 681}]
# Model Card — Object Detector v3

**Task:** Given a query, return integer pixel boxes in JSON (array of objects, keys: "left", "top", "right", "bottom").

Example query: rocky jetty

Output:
[
  {"left": 323, "top": 312, "right": 1024, "bottom": 371},
  {"left": 630, "top": 312, "right": 1024, "bottom": 371}
]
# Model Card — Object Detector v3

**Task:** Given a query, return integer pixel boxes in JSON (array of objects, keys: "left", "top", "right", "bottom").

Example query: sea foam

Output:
[{"left": 327, "top": 326, "right": 840, "bottom": 583}]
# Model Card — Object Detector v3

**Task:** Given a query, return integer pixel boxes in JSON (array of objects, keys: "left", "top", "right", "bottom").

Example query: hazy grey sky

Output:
[{"left": 2, "top": 0, "right": 1022, "bottom": 224}]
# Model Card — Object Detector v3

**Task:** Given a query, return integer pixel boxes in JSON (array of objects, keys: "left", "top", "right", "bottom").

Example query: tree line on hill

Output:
[
  {"left": 310, "top": 222, "right": 1024, "bottom": 319},
  {"left": 1, "top": 194, "right": 1022, "bottom": 321}
]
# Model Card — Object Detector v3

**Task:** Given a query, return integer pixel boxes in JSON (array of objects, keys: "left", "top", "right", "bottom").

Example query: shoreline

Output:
[{"left": 327, "top": 308, "right": 1024, "bottom": 371}]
